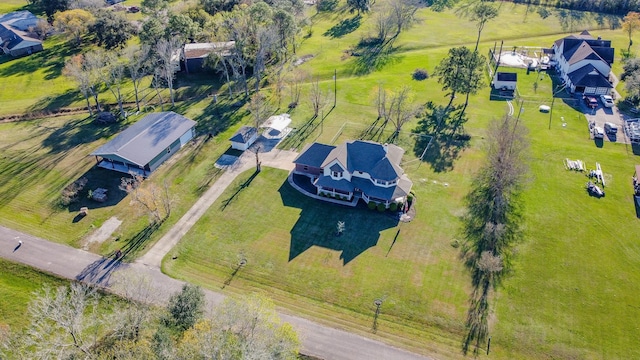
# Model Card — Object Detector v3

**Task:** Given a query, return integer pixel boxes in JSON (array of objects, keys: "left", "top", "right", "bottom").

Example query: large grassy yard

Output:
[{"left": 1, "top": 1, "right": 639, "bottom": 359}]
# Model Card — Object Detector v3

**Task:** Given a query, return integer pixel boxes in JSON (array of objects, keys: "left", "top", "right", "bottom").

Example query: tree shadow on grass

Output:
[
  {"left": 220, "top": 170, "right": 260, "bottom": 211},
  {"left": 192, "top": 96, "right": 249, "bottom": 136},
  {"left": 413, "top": 103, "right": 470, "bottom": 173},
  {"left": 278, "top": 180, "right": 398, "bottom": 265},
  {"left": 278, "top": 114, "right": 318, "bottom": 150},
  {"left": 0, "top": 38, "right": 76, "bottom": 80},
  {"left": 349, "top": 39, "right": 403, "bottom": 76},
  {"left": 75, "top": 222, "right": 161, "bottom": 286},
  {"left": 324, "top": 15, "right": 361, "bottom": 38},
  {"left": 26, "top": 89, "right": 80, "bottom": 114},
  {"left": 41, "top": 116, "right": 120, "bottom": 153}
]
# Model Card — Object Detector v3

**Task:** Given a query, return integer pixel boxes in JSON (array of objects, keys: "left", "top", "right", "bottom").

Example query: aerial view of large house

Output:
[
  {"left": 90, "top": 112, "right": 196, "bottom": 177},
  {"left": 293, "top": 140, "right": 413, "bottom": 207},
  {"left": 0, "top": 11, "right": 43, "bottom": 57},
  {"left": 550, "top": 30, "right": 614, "bottom": 95}
]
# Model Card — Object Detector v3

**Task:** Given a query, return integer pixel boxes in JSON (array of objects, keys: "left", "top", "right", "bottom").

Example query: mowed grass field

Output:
[
  {"left": 0, "top": 1, "right": 639, "bottom": 359},
  {"left": 0, "top": 259, "right": 66, "bottom": 330}
]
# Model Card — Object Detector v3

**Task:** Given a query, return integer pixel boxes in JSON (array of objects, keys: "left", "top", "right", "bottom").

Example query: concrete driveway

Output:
[{"left": 582, "top": 96, "right": 629, "bottom": 144}]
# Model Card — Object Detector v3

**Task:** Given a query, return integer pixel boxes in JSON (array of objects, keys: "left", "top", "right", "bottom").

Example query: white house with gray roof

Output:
[
  {"left": 550, "top": 30, "right": 614, "bottom": 95},
  {"left": 293, "top": 140, "right": 413, "bottom": 207},
  {"left": 90, "top": 112, "right": 196, "bottom": 177}
]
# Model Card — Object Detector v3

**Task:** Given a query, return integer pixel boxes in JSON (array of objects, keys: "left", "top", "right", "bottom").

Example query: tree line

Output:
[{"left": 0, "top": 273, "right": 299, "bottom": 359}]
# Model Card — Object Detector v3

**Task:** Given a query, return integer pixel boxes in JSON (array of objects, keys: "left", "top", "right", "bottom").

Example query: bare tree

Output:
[
  {"left": 309, "top": 78, "right": 330, "bottom": 117},
  {"left": 120, "top": 174, "right": 172, "bottom": 223},
  {"left": 248, "top": 92, "right": 271, "bottom": 130},
  {"left": 63, "top": 54, "right": 94, "bottom": 115},
  {"left": 461, "top": 115, "right": 529, "bottom": 355},
  {"left": 109, "top": 270, "right": 157, "bottom": 342},
  {"left": 254, "top": 27, "right": 276, "bottom": 92},
  {"left": 286, "top": 68, "right": 306, "bottom": 108},
  {"left": 177, "top": 295, "right": 300, "bottom": 359},
  {"left": 155, "top": 38, "right": 181, "bottom": 107},
  {"left": 84, "top": 50, "right": 107, "bottom": 113},
  {"left": 124, "top": 45, "right": 150, "bottom": 112},
  {"left": 22, "top": 283, "right": 103, "bottom": 359},
  {"left": 104, "top": 52, "right": 127, "bottom": 117},
  {"left": 388, "top": 86, "right": 419, "bottom": 141},
  {"left": 152, "top": 68, "right": 165, "bottom": 109}
]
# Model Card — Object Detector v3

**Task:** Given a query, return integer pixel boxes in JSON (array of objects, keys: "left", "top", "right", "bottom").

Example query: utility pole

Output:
[{"left": 333, "top": 69, "right": 337, "bottom": 107}]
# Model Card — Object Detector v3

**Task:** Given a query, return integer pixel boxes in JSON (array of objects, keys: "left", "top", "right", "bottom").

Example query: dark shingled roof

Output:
[
  {"left": 568, "top": 64, "right": 612, "bottom": 88},
  {"left": 315, "top": 175, "right": 354, "bottom": 193},
  {"left": 496, "top": 72, "right": 517, "bottom": 82},
  {"left": 321, "top": 140, "right": 404, "bottom": 181},
  {"left": 90, "top": 112, "right": 196, "bottom": 167},
  {"left": 0, "top": 11, "right": 42, "bottom": 53},
  {"left": 351, "top": 175, "right": 412, "bottom": 201},
  {"left": 293, "top": 143, "right": 336, "bottom": 168},
  {"left": 229, "top": 126, "right": 257, "bottom": 144}
]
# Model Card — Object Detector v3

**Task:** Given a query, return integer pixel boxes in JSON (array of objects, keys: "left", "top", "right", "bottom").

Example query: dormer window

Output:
[{"left": 332, "top": 170, "right": 342, "bottom": 178}]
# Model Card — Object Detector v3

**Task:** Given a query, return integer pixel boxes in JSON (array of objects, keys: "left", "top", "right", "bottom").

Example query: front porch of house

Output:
[{"left": 95, "top": 158, "right": 148, "bottom": 177}]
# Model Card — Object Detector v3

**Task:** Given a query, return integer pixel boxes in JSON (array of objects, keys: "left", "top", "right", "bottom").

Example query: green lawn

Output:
[
  {"left": 1, "top": 2, "right": 640, "bottom": 359},
  {"left": 0, "top": 259, "right": 66, "bottom": 330}
]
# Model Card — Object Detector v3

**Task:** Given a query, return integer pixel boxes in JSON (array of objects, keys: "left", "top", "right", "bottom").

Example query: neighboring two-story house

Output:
[
  {"left": 292, "top": 140, "right": 413, "bottom": 208},
  {"left": 550, "top": 30, "right": 614, "bottom": 95}
]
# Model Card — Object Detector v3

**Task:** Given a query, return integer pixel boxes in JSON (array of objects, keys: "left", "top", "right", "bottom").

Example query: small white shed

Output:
[
  {"left": 493, "top": 72, "right": 517, "bottom": 90},
  {"left": 229, "top": 126, "right": 258, "bottom": 151}
]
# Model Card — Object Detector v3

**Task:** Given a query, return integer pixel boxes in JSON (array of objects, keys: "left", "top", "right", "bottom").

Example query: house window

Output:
[
  {"left": 332, "top": 171, "right": 342, "bottom": 178},
  {"left": 303, "top": 166, "right": 309, "bottom": 171}
]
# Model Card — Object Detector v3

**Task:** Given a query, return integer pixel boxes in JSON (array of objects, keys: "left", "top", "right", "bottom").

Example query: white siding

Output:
[{"left": 179, "top": 128, "right": 195, "bottom": 147}]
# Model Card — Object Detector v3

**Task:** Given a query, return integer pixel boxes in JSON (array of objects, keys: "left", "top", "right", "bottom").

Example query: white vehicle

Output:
[
  {"left": 593, "top": 126, "right": 605, "bottom": 139},
  {"left": 600, "top": 94, "right": 614, "bottom": 108}
]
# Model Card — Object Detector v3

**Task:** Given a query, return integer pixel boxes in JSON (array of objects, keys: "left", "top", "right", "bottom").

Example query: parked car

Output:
[
  {"left": 584, "top": 96, "right": 598, "bottom": 109},
  {"left": 604, "top": 122, "right": 618, "bottom": 134},
  {"left": 593, "top": 126, "right": 605, "bottom": 139},
  {"left": 600, "top": 94, "right": 614, "bottom": 108}
]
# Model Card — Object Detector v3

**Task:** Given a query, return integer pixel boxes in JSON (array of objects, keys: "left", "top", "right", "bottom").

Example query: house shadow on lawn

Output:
[
  {"left": 65, "top": 167, "right": 128, "bottom": 214},
  {"left": 278, "top": 180, "right": 398, "bottom": 265}
]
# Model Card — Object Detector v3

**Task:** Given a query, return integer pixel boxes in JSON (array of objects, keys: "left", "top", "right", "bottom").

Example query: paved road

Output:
[{"left": 0, "top": 226, "right": 431, "bottom": 360}]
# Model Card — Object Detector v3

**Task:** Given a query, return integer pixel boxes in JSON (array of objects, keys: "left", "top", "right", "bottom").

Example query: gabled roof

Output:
[
  {"left": 90, "top": 112, "right": 196, "bottom": 167},
  {"left": 0, "top": 11, "right": 42, "bottom": 53},
  {"left": 496, "top": 72, "right": 517, "bottom": 82},
  {"left": 229, "top": 126, "right": 257, "bottom": 144},
  {"left": 293, "top": 143, "right": 336, "bottom": 168},
  {"left": 554, "top": 32, "right": 614, "bottom": 66},
  {"left": 321, "top": 140, "right": 404, "bottom": 181},
  {"left": 183, "top": 42, "right": 235, "bottom": 60},
  {"left": 0, "top": 11, "right": 39, "bottom": 30},
  {"left": 567, "top": 64, "right": 612, "bottom": 88}
]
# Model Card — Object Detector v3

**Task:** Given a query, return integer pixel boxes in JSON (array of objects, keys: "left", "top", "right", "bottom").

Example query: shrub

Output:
[
  {"left": 60, "top": 177, "right": 88, "bottom": 206},
  {"left": 367, "top": 201, "right": 377, "bottom": 210},
  {"left": 389, "top": 202, "right": 398, "bottom": 211},
  {"left": 407, "top": 195, "right": 414, "bottom": 203},
  {"left": 412, "top": 68, "right": 429, "bottom": 81},
  {"left": 376, "top": 203, "right": 386, "bottom": 212}
]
